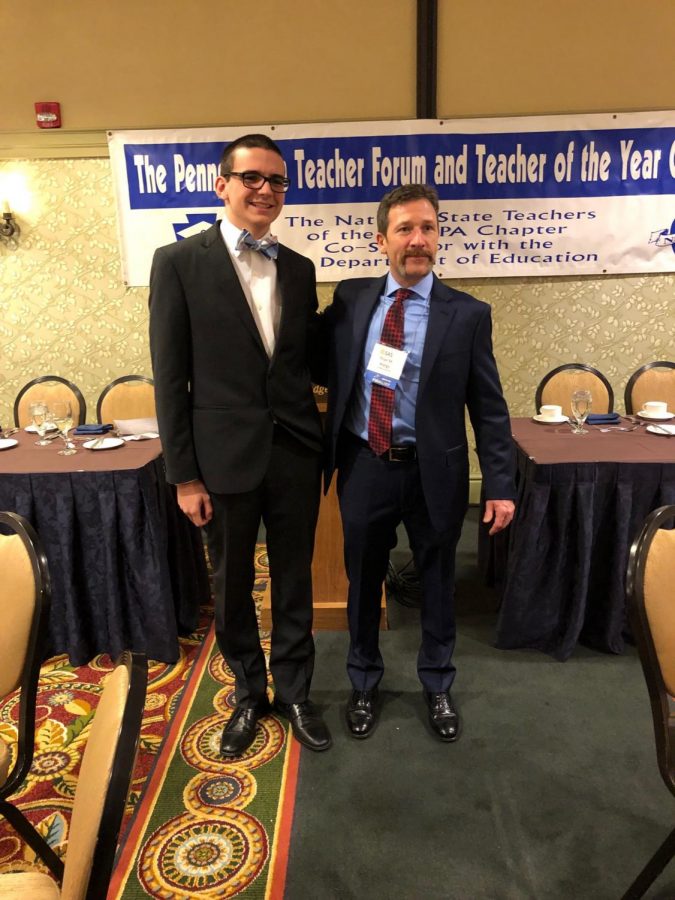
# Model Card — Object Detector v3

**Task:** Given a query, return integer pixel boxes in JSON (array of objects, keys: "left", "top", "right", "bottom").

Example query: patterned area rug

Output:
[
  {"left": 0, "top": 546, "right": 294, "bottom": 898},
  {"left": 0, "top": 618, "right": 210, "bottom": 875},
  {"left": 110, "top": 619, "right": 299, "bottom": 898}
]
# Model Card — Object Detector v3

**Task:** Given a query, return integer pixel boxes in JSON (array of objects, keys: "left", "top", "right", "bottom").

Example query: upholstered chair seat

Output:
[{"left": 0, "top": 871, "right": 60, "bottom": 898}]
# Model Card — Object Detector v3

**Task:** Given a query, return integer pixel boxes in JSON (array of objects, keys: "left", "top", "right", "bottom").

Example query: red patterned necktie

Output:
[{"left": 367, "top": 288, "right": 411, "bottom": 455}]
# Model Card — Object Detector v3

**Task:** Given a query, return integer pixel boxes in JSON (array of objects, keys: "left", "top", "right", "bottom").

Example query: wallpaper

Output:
[
  {"left": 0, "top": 159, "right": 149, "bottom": 429},
  {"left": 1, "top": 158, "right": 674, "bottom": 477}
]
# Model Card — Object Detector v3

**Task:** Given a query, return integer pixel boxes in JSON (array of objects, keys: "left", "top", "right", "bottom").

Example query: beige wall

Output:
[
  {"left": 2, "top": 0, "right": 673, "bottom": 138},
  {"left": 1, "top": 1, "right": 674, "bottom": 465},
  {"left": 439, "top": 0, "right": 675, "bottom": 117},
  {"left": 1, "top": 0, "right": 416, "bottom": 135}
]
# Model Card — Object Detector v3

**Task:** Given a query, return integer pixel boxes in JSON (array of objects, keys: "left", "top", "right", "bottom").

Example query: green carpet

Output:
[{"left": 282, "top": 513, "right": 675, "bottom": 900}]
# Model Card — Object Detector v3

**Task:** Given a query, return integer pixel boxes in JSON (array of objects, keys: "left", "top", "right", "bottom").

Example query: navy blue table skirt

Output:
[
  {"left": 490, "top": 419, "right": 675, "bottom": 661},
  {"left": 0, "top": 456, "right": 209, "bottom": 665}
]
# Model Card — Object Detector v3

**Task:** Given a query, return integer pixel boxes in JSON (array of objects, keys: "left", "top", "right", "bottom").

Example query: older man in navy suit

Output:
[
  {"left": 150, "top": 134, "right": 331, "bottom": 757},
  {"left": 323, "top": 184, "right": 515, "bottom": 742}
]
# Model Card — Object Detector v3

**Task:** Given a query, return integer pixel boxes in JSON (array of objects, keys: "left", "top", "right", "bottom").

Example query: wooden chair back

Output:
[
  {"left": 624, "top": 361, "right": 675, "bottom": 415},
  {"left": 0, "top": 512, "right": 50, "bottom": 796},
  {"left": 62, "top": 651, "right": 146, "bottom": 899},
  {"left": 535, "top": 363, "right": 613, "bottom": 417},
  {"left": 14, "top": 376, "right": 87, "bottom": 428},
  {"left": 96, "top": 376, "right": 156, "bottom": 424},
  {"left": 623, "top": 505, "right": 675, "bottom": 898}
]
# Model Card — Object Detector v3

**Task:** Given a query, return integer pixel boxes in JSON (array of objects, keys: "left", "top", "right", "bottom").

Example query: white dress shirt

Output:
[{"left": 220, "top": 213, "right": 281, "bottom": 357}]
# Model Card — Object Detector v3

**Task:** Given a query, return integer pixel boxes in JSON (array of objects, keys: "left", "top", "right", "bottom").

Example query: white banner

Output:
[{"left": 108, "top": 112, "right": 675, "bottom": 284}]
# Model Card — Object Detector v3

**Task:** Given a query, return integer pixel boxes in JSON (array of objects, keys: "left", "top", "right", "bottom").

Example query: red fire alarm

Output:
[{"left": 35, "top": 102, "right": 61, "bottom": 129}]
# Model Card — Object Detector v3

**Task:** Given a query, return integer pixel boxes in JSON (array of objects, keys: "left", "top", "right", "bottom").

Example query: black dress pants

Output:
[
  {"left": 206, "top": 426, "right": 321, "bottom": 706},
  {"left": 338, "top": 434, "right": 462, "bottom": 693}
]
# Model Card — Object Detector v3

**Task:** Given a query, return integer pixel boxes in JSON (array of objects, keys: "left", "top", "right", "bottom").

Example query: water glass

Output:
[
  {"left": 570, "top": 390, "right": 592, "bottom": 434},
  {"left": 51, "top": 400, "right": 77, "bottom": 455},
  {"left": 29, "top": 401, "right": 51, "bottom": 445}
]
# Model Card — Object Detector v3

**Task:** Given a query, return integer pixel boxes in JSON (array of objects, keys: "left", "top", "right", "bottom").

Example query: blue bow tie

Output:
[{"left": 236, "top": 229, "right": 279, "bottom": 260}]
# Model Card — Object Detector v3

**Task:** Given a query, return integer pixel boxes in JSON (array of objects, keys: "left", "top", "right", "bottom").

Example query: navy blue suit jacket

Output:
[{"left": 323, "top": 274, "right": 515, "bottom": 532}]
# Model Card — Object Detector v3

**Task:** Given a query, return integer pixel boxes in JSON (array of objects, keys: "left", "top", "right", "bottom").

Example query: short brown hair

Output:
[
  {"left": 219, "top": 133, "right": 284, "bottom": 176},
  {"left": 376, "top": 184, "right": 439, "bottom": 234}
]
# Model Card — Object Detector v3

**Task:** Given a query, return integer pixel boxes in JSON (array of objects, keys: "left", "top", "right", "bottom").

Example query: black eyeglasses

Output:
[{"left": 224, "top": 171, "right": 291, "bottom": 193}]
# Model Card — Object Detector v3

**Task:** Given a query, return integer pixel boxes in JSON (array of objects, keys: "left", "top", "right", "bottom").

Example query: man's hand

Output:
[
  {"left": 177, "top": 480, "right": 213, "bottom": 527},
  {"left": 483, "top": 499, "right": 515, "bottom": 536}
]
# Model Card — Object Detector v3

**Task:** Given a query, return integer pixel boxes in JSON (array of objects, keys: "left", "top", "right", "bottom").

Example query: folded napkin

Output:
[
  {"left": 114, "top": 417, "right": 159, "bottom": 436},
  {"left": 586, "top": 413, "right": 621, "bottom": 425},
  {"left": 73, "top": 423, "right": 113, "bottom": 435}
]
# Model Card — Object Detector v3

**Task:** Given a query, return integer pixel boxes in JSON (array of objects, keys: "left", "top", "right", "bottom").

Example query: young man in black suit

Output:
[
  {"left": 150, "top": 134, "right": 331, "bottom": 756},
  {"left": 322, "top": 184, "right": 515, "bottom": 742}
]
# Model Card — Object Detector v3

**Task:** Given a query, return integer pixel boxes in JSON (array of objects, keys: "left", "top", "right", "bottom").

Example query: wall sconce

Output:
[{"left": 0, "top": 201, "right": 20, "bottom": 246}]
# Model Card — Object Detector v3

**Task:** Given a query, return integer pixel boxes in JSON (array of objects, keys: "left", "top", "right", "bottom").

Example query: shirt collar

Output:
[
  {"left": 385, "top": 271, "right": 433, "bottom": 302},
  {"left": 219, "top": 212, "right": 272, "bottom": 257}
]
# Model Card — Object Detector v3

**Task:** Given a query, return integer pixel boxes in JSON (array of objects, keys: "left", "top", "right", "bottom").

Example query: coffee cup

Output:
[
  {"left": 539, "top": 404, "right": 562, "bottom": 420},
  {"left": 642, "top": 401, "right": 668, "bottom": 417}
]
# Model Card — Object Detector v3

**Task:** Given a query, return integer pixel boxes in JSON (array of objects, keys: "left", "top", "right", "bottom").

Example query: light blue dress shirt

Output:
[{"left": 344, "top": 272, "right": 432, "bottom": 445}]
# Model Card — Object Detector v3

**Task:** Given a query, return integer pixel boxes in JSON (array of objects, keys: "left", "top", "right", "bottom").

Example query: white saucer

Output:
[
  {"left": 533, "top": 414, "right": 569, "bottom": 424},
  {"left": 82, "top": 436, "right": 125, "bottom": 450},
  {"left": 646, "top": 424, "right": 675, "bottom": 436},
  {"left": 25, "top": 423, "right": 57, "bottom": 433},
  {"left": 637, "top": 410, "right": 674, "bottom": 421},
  {"left": 0, "top": 438, "right": 18, "bottom": 450}
]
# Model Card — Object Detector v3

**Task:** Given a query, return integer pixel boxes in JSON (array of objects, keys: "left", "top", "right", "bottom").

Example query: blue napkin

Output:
[
  {"left": 73, "top": 423, "right": 113, "bottom": 435},
  {"left": 586, "top": 413, "right": 621, "bottom": 425}
]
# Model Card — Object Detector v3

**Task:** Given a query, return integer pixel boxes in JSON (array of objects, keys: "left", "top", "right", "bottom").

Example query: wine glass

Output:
[
  {"left": 51, "top": 400, "right": 77, "bottom": 455},
  {"left": 29, "top": 401, "right": 51, "bottom": 445},
  {"left": 570, "top": 390, "right": 592, "bottom": 434}
]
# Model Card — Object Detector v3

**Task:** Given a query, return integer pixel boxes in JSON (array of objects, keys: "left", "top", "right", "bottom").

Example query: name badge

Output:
[{"left": 366, "top": 342, "right": 408, "bottom": 389}]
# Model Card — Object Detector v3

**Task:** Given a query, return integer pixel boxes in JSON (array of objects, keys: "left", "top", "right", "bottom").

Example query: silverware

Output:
[
  {"left": 648, "top": 423, "right": 673, "bottom": 437},
  {"left": 0, "top": 428, "right": 18, "bottom": 439}
]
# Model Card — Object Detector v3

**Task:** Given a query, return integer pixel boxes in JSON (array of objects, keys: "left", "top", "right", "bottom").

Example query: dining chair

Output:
[
  {"left": 0, "top": 512, "right": 63, "bottom": 876},
  {"left": 0, "top": 650, "right": 147, "bottom": 900},
  {"left": 534, "top": 363, "right": 614, "bottom": 417},
  {"left": 14, "top": 376, "right": 87, "bottom": 428},
  {"left": 96, "top": 375, "right": 156, "bottom": 424},
  {"left": 0, "top": 511, "right": 63, "bottom": 880},
  {"left": 622, "top": 504, "right": 675, "bottom": 899},
  {"left": 624, "top": 361, "right": 675, "bottom": 415}
]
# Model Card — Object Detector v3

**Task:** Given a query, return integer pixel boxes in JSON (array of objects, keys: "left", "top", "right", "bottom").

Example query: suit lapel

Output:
[
  {"left": 418, "top": 275, "right": 459, "bottom": 398},
  {"left": 346, "top": 276, "right": 385, "bottom": 387},
  {"left": 202, "top": 223, "right": 267, "bottom": 356},
  {"left": 333, "top": 277, "right": 385, "bottom": 425}
]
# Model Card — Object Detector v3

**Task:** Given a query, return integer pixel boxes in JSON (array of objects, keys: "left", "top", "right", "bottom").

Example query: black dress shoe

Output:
[
  {"left": 424, "top": 691, "right": 460, "bottom": 742},
  {"left": 220, "top": 702, "right": 269, "bottom": 758},
  {"left": 273, "top": 700, "right": 332, "bottom": 752},
  {"left": 346, "top": 688, "right": 379, "bottom": 739}
]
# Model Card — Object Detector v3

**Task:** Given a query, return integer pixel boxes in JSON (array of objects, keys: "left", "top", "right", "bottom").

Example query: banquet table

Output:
[
  {"left": 0, "top": 430, "right": 209, "bottom": 665},
  {"left": 493, "top": 416, "right": 675, "bottom": 660}
]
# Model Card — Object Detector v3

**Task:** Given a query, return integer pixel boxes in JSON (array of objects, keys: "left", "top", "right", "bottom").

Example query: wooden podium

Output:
[{"left": 260, "top": 391, "right": 387, "bottom": 630}]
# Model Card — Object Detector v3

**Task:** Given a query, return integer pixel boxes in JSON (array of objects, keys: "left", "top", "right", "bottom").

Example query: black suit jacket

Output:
[
  {"left": 149, "top": 223, "right": 322, "bottom": 494},
  {"left": 323, "top": 274, "right": 515, "bottom": 532}
]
